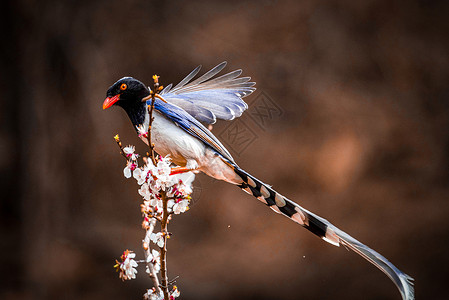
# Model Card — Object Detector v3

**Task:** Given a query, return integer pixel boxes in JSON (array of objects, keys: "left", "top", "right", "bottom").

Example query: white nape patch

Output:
[
  {"left": 242, "top": 187, "right": 252, "bottom": 195},
  {"left": 270, "top": 205, "right": 282, "bottom": 214},
  {"left": 291, "top": 212, "right": 305, "bottom": 225},
  {"left": 323, "top": 228, "right": 340, "bottom": 246},
  {"left": 247, "top": 177, "right": 256, "bottom": 188},
  {"left": 260, "top": 185, "right": 270, "bottom": 198},
  {"left": 257, "top": 196, "right": 267, "bottom": 204},
  {"left": 275, "top": 193, "right": 286, "bottom": 207},
  {"left": 294, "top": 207, "right": 307, "bottom": 225}
]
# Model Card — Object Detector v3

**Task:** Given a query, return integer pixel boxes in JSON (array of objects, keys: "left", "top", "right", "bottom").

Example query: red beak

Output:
[{"left": 103, "top": 94, "right": 120, "bottom": 110}]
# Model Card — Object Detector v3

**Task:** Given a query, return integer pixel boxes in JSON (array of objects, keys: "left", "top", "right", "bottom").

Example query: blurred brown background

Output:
[{"left": 2, "top": 0, "right": 449, "bottom": 299}]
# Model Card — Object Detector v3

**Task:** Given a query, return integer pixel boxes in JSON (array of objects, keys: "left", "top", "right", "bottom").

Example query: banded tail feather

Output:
[{"left": 233, "top": 166, "right": 414, "bottom": 300}]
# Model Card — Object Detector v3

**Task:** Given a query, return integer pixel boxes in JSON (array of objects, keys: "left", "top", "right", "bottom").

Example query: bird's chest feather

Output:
[{"left": 140, "top": 111, "right": 206, "bottom": 166}]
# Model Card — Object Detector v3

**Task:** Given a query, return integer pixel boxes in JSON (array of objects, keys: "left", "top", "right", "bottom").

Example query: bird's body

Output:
[
  {"left": 145, "top": 108, "right": 241, "bottom": 183},
  {"left": 103, "top": 62, "right": 414, "bottom": 300}
]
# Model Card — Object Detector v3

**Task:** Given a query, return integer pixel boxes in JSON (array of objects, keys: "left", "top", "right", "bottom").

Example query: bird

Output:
[{"left": 103, "top": 62, "right": 414, "bottom": 300}]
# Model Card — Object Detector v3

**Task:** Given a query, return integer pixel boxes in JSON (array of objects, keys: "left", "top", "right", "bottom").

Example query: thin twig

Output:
[
  {"left": 168, "top": 275, "right": 179, "bottom": 285},
  {"left": 144, "top": 75, "right": 164, "bottom": 166},
  {"left": 114, "top": 134, "right": 128, "bottom": 160}
]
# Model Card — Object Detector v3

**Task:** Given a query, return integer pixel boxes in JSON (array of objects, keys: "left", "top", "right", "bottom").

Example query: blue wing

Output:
[
  {"left": 159, "top": 62, "right": 256, "bottom": 124},
  {"left": 150, "top": 99, "right": 235, "bottom": 163}
]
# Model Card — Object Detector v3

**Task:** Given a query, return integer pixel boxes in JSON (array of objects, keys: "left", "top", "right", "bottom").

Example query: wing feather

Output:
[
  {"left": 162, "top": 62, "right": 255, "bottom": 124},
  {"left": 183, "top": 61, "right": 227, "bottom": 87},
  {"left": 171, "top": 65, "right": 201, "bottom": 91},
  {"left": 152, "top": 99, "right": 234, "bottom": 162}
]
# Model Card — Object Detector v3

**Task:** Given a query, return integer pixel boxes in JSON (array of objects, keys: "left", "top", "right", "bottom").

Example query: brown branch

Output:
[
  {"left": 146, "top": 100, "right": 157, "bottom": 166},
  {"left": 154, "top": 94, "right": 168, "bottom": 103},
  {"left": 159, "top": 190, "right": 170, "bottom": 299},
  {"left": 146, "top": 75, "right": 170, "bottom": 299},
  {"left": 142, "top": 75, "right": 165, "bottom": 166}
]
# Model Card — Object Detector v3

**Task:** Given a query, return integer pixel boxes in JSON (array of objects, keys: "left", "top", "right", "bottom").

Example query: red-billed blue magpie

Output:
[{"left": 103, "top": 62, "right": 414, "bottom": 300}]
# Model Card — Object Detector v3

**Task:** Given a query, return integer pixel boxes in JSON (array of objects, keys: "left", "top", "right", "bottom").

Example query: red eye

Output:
[{"left": 120, "top": 83, "right": 127, "bottom": 91}]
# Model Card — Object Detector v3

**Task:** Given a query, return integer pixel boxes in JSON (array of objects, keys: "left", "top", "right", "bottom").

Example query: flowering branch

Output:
[
  {"left": 113, "top": 75, "right": 191, "bottom": 300},
  {"left": 147, "top": 75, "right": 169, "bottom": 300},
  {"left": 114, "top": 134, "right": 129, "bottom": 160}
]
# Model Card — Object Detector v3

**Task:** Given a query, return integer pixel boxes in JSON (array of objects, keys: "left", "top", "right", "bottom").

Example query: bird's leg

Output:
[
  {"left": 170, "top": 160, "right": 198, "bottom": 175},
  {"left": 170, "top": 167, "right": 192, "bottom": 175}
]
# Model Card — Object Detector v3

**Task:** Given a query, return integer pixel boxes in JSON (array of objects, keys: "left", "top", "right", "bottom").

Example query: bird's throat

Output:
[{"left": 123, "top": 101, "right": 147, "bottom": 130}]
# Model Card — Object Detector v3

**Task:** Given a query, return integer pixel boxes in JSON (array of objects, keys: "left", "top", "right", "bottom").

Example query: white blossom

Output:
[
  {"left": 170, "top": 286, "right": 180, "bottom": 298},
  {"left": 142, "top": 216, "right": 152, "bottom": 229},
  {"left": 153, "top": 157, "right": 172, "bottom": 190},
  {"left": 173, "top": 199, "right": 189, "bottom": 214},
  {"left": 139, "top": 183, "right": 152, "bottom": 200},
  {"left": 146, "top": 249, "right": 161, "bottom": 274},
  {"left": 136, "top": 125, "right": 148, "bottom": 139},
  {"left": 167, "top": 172, "right": 195, "bottom": 198},
  {"left": 123, "top": 145, "right": 135, "bottom": 155},
  {"left": 149, "top": 198, "right": 163, "bottom": 212},
  {"left": 132, "top": 167, "right": 143, "bottom": 183},
  {"left": 123, "top": 165, "right": 132, "bottom": 178},
  {"left": 150, "top": 232, "right": 165, "bottom": 248},
  {"left": 143, "top": 231, "right": 151, "bottom": 246},
  {"left": 115, "top": 250, "right": 138, "bottom": 281},
  {"left": 174, "top": 172, "right": 196, "bottom": 187},
  {"left": 177, "top": 181, "right": 193, "bottom": 196},
  {"left": 143, "top": 288, "right": 164, "bottom": 300},
  {"left": 141, "top": 199, "right": 152, "bottom": 215},
  {"left": 123, "top": 161, "right": 137, "bottom": 179},
  {"left": 134, "top": 164, "right": 151, "bottom": 185},
  {"left": 123, "top": 145, "right": 139, "bottom": 160},
  {"left": 172, "top": 290, "right": 180, "bottom": 298},
  {"left": 167, "top": 199, "right": 175, "bottom": 212},
  {"left": 149, "top": 179, "right": 163, "bottom": 194}
]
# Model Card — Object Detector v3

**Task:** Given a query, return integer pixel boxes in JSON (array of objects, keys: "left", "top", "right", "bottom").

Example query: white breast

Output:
[
  {"left": 140, "top": 110, "right": 242, "bottom": 185},
  {"left": 141, "top": 111, "right": 206, "bottom": 166}
]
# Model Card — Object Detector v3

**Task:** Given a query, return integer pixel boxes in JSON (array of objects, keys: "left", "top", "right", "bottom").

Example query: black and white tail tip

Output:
[{"left": 233, "top": 166, "right": 414, "bottom": 300}]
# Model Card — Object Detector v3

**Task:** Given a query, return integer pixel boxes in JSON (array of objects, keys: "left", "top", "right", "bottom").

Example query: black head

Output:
[{"left": 103, "top": 77, "right": 150, "bottom": 127}]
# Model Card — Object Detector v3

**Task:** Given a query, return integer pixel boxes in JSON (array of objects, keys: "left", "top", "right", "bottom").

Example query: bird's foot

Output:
[{"left": 170, "top": 167, "right": 193, "bottom": 175}]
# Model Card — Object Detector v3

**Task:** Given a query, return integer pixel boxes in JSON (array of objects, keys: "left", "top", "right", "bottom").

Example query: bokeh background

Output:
[{"left": 2, "top": 0, "right": 449, "bottom": 299}]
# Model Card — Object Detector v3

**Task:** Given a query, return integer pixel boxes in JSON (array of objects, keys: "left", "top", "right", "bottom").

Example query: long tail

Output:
[{"left": 233, "top": 166, "right": 414, "bottom": 300}]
